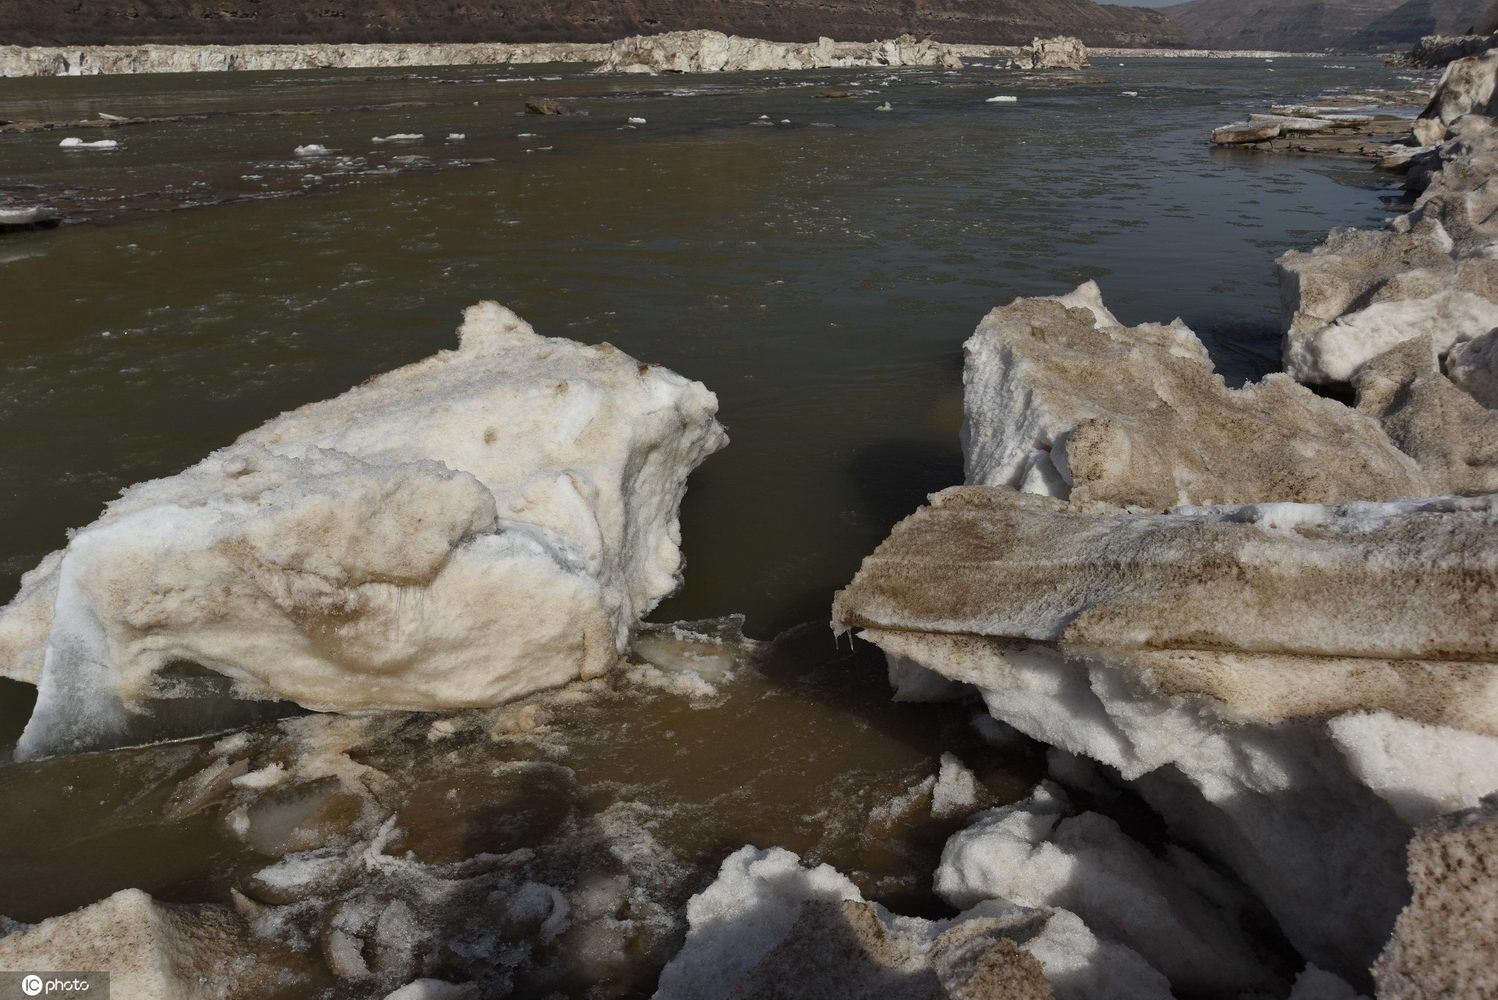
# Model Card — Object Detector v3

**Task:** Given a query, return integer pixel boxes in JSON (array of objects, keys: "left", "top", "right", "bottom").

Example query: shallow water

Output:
[{"left": 0, "top": 55, "right": 1419, "bottom": 933}]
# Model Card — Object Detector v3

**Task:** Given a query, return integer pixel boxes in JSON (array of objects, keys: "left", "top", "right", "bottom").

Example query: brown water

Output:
[{"left": 0, "top": 55, "right": 1421, "bottom": 970}]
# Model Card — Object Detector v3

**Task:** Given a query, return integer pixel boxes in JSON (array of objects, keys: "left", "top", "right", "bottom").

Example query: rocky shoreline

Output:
[{"left": 1, "top": 32, "right": 1337, "bottom": 79}]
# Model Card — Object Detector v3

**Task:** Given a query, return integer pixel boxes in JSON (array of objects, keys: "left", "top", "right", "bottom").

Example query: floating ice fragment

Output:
[
  {"left": 371, "top": 134, "right": 423, "bottom": 143},
  {"left": 987, "top": 95, "right": 1019, "bottom": 103},
  {"left": 293, "top": 144, "right": 331, "bottom": 156},
  {"left": 627, "top": 117, "right": 647, "bottom": 124},
  {"left": 96, "top": 112, "right": 128, "bottom": 122},
  {"left": 59, "top": 137, "right": 119, "bottom": 149},
  {"left": 384, "top": 981, "right": 476, "bottom": 1000},
  {"left": 445, "top": 133, "right": 466, "bottom": 141},
  {"left": 875, "top": 102, "right": 892, "bottom": 111},
  {"left": 1122, "top": 91, "right": 1139, "bottom": 97},
  {"left": 232, "top": 763, "right": 289, "bottom": 790},
  {"left": 0, "top": 206, "right": 60, "bottom": 228},
  {"left": 517, "top": 132, "right": 539, "bottom": 138}
]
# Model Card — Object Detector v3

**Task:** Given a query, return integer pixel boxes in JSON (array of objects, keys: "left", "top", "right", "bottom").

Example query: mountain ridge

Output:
[{"left": 1161, "top": 0, "right": 1491, "bottom": 51}]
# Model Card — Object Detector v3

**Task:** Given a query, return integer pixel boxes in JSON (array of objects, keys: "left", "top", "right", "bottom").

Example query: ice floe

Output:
[{"left": 0, "top": 303, "right": 725, "bottom": 757}]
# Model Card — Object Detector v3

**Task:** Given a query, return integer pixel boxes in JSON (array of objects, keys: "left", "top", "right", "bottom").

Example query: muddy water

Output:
[{"left": 0, "top": 56, "right": 1418, "bottom": 933}]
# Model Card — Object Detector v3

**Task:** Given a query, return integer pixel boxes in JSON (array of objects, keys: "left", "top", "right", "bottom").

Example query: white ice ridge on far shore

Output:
[{"left": 0, "top": 303, "right": 726, "bottom": 759}]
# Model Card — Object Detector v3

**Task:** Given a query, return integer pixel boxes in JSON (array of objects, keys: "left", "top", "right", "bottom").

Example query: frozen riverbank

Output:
[
  {"left": 0, "top": 40, "right": 609, "bottom": 78},
  {"left": 820, "top": 47, "right": 1498, "bottom": 999},
  {"left": 0, "top": 32, "right": 1336, "bottom": 79}
]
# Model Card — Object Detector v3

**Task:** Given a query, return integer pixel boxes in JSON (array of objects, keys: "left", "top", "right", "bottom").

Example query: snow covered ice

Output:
[
  {"left": 960, "top": 281, "right": 1429, "bottom": 506},
  {"left": 655, "top": 844, "right": 1172, "bottom": 1000},
  {"left": 0, "top": 302, "right": 725, "bottom": 758}
]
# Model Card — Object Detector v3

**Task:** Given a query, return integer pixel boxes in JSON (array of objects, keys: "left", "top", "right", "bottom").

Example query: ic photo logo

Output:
[{"left": 14, "top": 974, "right": 92, "bottom": 997}]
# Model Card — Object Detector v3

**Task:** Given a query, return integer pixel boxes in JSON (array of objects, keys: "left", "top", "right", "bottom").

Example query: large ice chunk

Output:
[
  {"left": 834, "top": 486, "right": 1498, "bottom": 983},
  {"left": 0, "top": 889, "right": 316, "bottom": 999},
  {"left": 963, "top": 282, "right": 1428, "bottom": 507},
  {"left": 934, "top": 782, "right": 1283, "bottom": 996},
  {"left": 1445, "top": 325, "right": 1498, "bottom": 408},
  {"left": 1413, "top": 49, "right": 1498, "bottom": 146},
  {"left": 1278, "top": 220, "right": 1498, "bottom": 386},
  {"left": 1, "top": 303, "right": 726, "bottom": 757},
  {"left": 1353, "top": 335, "right": 1498, "bottom": 495}
]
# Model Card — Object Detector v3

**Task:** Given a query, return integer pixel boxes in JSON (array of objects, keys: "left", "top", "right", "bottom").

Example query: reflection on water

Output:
[{"left": 0, "top": 55, "right": 1417, "bottom": 932}]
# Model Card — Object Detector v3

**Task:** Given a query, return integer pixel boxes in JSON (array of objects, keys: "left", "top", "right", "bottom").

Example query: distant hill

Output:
[
  {"left": 1350, "top": 0, "right": 1495, "bottom": 48},
  {"left": 0, "top": 0, "right": 1185, "bottom": 49},
  {"left": 1162, "top": 0, "right": 1491, "bottom": 51}
]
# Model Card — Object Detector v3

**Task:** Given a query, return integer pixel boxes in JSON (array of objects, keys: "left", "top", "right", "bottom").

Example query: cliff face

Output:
[
  {"left": 0, "top": 0, "right": 1183, "bottom": 49},
  {"left": 1163, "top": 0, "right": 1489, "bottom": 51}
]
